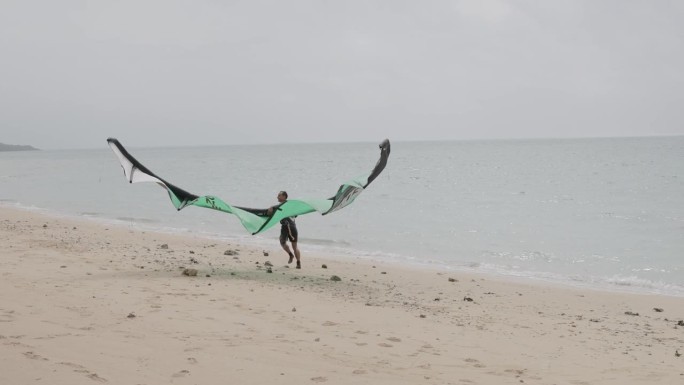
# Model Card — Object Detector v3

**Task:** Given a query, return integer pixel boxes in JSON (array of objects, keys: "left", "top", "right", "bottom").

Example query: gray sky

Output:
[{"left": 1, "top": 0, "right": 683, "bottom": 149}]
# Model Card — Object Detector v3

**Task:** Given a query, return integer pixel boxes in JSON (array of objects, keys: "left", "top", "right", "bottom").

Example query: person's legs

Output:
[
  {"left": 279, "top": 222, "right": 301, "bottom": 268},
  {"left": 280, "top": 228, "right": 295, "bottom": 263},
  {"left": 287, "top": 223, "right": 301, "bottom": 268},
  {"left": 281, "top": 242, "right": 295, "bottom": 263},
  {"left": 291, "top": 241, "right": 301, "bottom": 268}
]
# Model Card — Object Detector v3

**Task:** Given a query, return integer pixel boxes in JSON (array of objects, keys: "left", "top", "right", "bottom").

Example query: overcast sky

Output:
[{"left": 1, "top": 0, "right": 683, "bottom": 149}]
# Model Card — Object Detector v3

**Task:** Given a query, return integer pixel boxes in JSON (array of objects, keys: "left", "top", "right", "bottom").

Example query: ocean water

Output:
[{"left": 2, "top": 137, "right": 683, "bottom": 296}]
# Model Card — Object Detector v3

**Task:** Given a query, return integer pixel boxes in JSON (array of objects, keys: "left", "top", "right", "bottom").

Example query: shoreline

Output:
[
  {"left": 3, "top": 202, "right": 682, "bottom": 299},
  {"left": 1, "top": 205, "right": 683, "bottom": 384}
]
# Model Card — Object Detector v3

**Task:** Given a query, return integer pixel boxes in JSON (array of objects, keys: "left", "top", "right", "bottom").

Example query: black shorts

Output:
[{"left": 280, "top": 222, "right": 298, "bottom": 244}]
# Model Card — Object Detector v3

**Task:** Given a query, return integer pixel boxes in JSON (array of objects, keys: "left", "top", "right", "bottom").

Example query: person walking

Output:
[{"left": 267, "top": 191, "right": 301, "bottom": 268}]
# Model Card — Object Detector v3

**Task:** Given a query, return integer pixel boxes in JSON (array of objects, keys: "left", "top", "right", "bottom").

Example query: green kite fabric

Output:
[{"left": 107, "top": 138, "right": 390, "bottom": 234}]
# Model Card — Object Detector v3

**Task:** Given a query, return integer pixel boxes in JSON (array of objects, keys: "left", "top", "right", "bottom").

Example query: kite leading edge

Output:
[{"left": 106, "top": 138, "right": 390, "bottom": 235}]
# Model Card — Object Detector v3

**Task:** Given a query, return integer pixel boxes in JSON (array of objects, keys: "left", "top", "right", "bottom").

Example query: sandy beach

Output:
[{"left": 1, "top": 206, "right": 682, "bottom": 384}]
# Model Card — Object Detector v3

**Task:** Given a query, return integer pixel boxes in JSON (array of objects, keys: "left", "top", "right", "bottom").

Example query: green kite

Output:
[{"left": 107, "top": 138, "right": 390, "bottom": 234}]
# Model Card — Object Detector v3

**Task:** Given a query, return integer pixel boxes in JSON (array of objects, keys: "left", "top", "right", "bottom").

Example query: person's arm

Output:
[{"left": 266, "top": 203, "right": 281, "bottom": 216}]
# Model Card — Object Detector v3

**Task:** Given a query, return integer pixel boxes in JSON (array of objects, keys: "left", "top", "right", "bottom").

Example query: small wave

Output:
[
  {"left": 427, "top": 261, "right": 684, "bottom": 297},
  {"left": 0, "top": 201, "right": 49, "bottom": 212},
  {"left": 480, "top": 250, "right": 556, "bottom": 263},
  {"left": 79, "top": 212, "right": 102, "bottom": 217},
  {"left": 115, "top": 216, "right": 159, "bottom": 224},
  {"left": 603, "top": 275, "right": 684, "bottom": 296},
  {"left": 301, "top": 238, "right": 352, "bottom": 247}
]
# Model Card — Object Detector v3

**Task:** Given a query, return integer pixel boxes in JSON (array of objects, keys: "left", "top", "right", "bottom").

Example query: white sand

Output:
[{"left": 1, "top": 206, "right": 683, "bottom": 384}]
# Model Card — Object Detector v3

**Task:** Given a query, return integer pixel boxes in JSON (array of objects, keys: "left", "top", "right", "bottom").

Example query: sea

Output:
[{"left": 2, "top": 136, "right": 683, "bottom": 296}]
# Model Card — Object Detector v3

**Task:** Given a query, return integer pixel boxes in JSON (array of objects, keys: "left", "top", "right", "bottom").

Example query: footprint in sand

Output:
[
  {"left": 58, "top": 361, "right": 86, "bottom": 370},
  {"left": 0, "top": 309, "right": 15, "bottom": 322},
  {"left": 173, "top": 370, "right": 190, "bottom": 378},
  {"left": 465, "top": 358, "right": 486, "bottom": 368},
  {"left": 87, "top": 373, "right": 108, "bottom": 383},
  {"left": 56, "top": 361, "right": 109, "bottom": 382},
  {"left": 504, "top": 369, "right": 526, "bottom": 376},
  {"left": 23, "top": 351, "right": 49, "bottom": 361}
]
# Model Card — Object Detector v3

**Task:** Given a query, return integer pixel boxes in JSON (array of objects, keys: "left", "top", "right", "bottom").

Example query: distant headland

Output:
[{"left": 0, "top": 143, "right": 39, "bottom": 151}]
